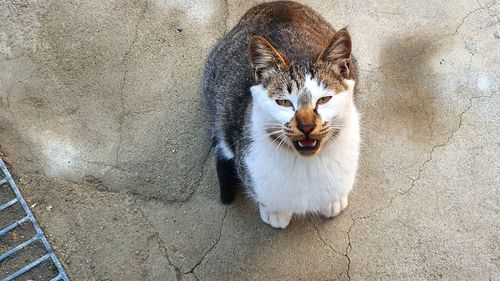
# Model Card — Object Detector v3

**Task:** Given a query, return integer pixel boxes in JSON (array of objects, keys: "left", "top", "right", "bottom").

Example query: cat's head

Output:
[{"left": 249, "top": 29, "right": 356, "bottom": 157}]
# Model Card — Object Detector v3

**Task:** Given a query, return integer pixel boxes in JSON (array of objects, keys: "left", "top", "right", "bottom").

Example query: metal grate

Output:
[{"left": 0, "top": 159, "right": 69, "bottom": 281}]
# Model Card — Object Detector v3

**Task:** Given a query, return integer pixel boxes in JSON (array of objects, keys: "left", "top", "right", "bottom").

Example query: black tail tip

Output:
[
  {"left": 220, "top": 191, "right": 236, "bottom": 204},
  {"left": 216, "top": 152, "right": 239, "bottom": 205},
  {"left": 220, "top": 186, "right": 237, "bottom": 202}
]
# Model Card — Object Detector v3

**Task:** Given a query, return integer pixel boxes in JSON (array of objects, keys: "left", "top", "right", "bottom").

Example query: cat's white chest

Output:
[{"left": 244, "top": 121, "right": 360, "bottom": 214}]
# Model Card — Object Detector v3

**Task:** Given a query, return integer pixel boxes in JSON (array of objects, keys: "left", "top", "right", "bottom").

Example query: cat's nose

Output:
[{"left": 297, "top": 123, "right": 315, "bottom": 134}]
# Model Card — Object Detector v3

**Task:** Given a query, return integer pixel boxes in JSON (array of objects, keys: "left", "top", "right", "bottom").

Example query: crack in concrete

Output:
[
  {"left": 422, "top": 0, "right": 497, "bottom": 55},
  {"left": 104, "top": 1, "right": 148, "bottom": 178},
  {"left": 155, "top": 232, "right": 183, "bottom": 281},
  {"left": 424, "top": 0, "right": 498, "bottom": 50},
  {"left": 454, "top": 0, "right": 497, "bottom": 34},
  {"left": 135, "top": 198, "right": 183, "bottom": 281},
  {"left": 343, "top": 87, "right": 497, "bottom": 280},
  {"left": 140, "top": 233, "right": 163, "bottom": 279},
  {"left": 308, "top": 218, "right": 345, "bottom": 256},
  {"left": 345, "top": 213, "right": 356, "bottom": 281},
  {"left": 186, "top": 206, "right": 228, "bottom": 278},
  {"left": 309, "top": 217, "right": 350, "bottom": 280},
  {"left": 115, "top": 138, "right": 214, "bottom": 277},
  {"left": 337, "top": 92, "right": 498, "bottom": 280},
  {"left": 353, "top": 46, "right": 495, "bottom": 228},
  {"left": 355, "top": 92, "right": 496, "bottom": 223},
  {"left": 404, "top": 92, "right": 495, "bottom": 192},
  {"left": 369, "top": 1, "right": 498, "bottom": 73}
]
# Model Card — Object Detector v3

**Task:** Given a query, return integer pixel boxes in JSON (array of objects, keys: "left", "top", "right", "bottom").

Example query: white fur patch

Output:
[
  {"left": 320, "top": 195, "right": 349, "bottom": 218},
  {"left": 304, "top": 75, "right": 355, "bottom": 123},
  {"left": 259, "top": 204, "right": 292, "bottom": 228},
  {"left": 248, "top": 77, "right": 360, "bottom": 225},
  {"left": 247, "top": 92, "right": 360, "bottom": 216},
  {"left": 250, "top": 84, "right": 296, "bottom": 125},
  {"left": 216, "top": 138, "right": 234, "bottom": 159}
]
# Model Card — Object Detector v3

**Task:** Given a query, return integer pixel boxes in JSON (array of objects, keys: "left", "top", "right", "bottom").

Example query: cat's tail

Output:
[{"left": 213, "top": 138, "right": 238, "bottom": 204}]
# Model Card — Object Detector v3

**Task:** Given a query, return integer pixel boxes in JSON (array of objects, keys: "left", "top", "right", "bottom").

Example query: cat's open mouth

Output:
[{"left": 293, "top": 138, "right": 320, "bottom": 154}]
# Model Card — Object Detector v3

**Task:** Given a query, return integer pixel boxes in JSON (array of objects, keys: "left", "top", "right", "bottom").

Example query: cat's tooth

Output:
[
  {"left": 312, "top": 141, "right": 317, "bottom": 147},
  {"left": 298, "top": 141, "right": 304, "bottom": 148}
]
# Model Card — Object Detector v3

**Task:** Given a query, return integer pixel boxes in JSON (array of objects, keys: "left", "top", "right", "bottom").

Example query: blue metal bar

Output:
[
  {"left": 35, "top": 228, "right": 70, "bottom": 281},
  {"left": 0, "top": 215, "right": 30, "bottom": 236},
  {"left": 0, "top": 235, "right": 39, "bottom": 262},
  {"left": 3, "top": 253, "right": 51, "bottom": 281},
  {"left": 0, "top": 159, "right": 70, "bottom": 280},
  {"left": 0, "top": 198, "right": 18, "bottom": 212},
  {"left": 0, "top": 177, "right": 7, "bottom": 185}
]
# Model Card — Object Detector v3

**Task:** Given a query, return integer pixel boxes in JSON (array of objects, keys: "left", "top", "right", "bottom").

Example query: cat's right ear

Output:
[
  {"left": 315, "top": 28, "right": 352, "bottom": 79},
  {"left": 249, "top": 35, "right": 289, "bottom": 83}
]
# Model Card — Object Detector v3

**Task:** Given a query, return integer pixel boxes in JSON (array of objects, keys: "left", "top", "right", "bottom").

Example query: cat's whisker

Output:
[
  {"left": 325, "top": 133, "right": 360, "bottom": 152},
  {"left": 242, "top": 130, "right": 285, "bottom": 160},
  {"left": 229, "top": 128, "right": 283, "bottom": 148},
  {"left": 238, "top": 130, "right": 285, "bottom": 170},
  {"left": 273, "top": 133, "right": 288, "bottom": 170},
  {"left": 273, "top": 139, "right": 283, "bottom": 170}
]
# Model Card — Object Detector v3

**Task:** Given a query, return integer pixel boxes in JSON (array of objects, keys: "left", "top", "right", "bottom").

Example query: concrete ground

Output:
[{"left": 1, "top": 0, "right": 499, "bottom": 280}]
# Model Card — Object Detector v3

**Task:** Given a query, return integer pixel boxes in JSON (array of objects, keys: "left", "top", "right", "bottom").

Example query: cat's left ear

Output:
[
  {"left": 249, "top": 35, "right": 290, "bottom": 83},
  {"left": 316, "top": 28, "right": 352, "bottom": 79}
]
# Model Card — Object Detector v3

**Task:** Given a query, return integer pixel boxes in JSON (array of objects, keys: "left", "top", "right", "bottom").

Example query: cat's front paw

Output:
[
  {"left": 259, "top": 204, "right": 292, "bottom": 229},
  {"left": 321, "top": 195, "right": 349, "bottom": 218}
]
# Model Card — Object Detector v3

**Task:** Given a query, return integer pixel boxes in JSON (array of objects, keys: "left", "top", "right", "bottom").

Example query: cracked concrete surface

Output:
[{"left": 1, "top": 0, "right": 499, "bottom": 280}]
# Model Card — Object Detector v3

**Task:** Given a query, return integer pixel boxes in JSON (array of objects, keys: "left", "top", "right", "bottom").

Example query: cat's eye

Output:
[
  {"left": 275, "top": 99, "right": 293, "bottom": 108},
  {"left": 316, "top": 96, "right": 332, "bottom": 106}
]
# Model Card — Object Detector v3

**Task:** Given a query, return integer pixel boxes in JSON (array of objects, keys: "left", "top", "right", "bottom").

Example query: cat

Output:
[{"left": 201, "top": 1, "right": 360, "bottom": 228}]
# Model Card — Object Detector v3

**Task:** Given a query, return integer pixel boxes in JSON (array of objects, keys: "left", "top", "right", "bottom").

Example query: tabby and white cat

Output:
[{"left": 202, "top": 1, "right": 360, "bottom": 228}]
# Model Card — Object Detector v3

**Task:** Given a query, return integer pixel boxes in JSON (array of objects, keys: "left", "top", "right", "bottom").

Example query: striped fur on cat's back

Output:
[{"left": 202, "top": 1, "right": 360, "bottom": 228}]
